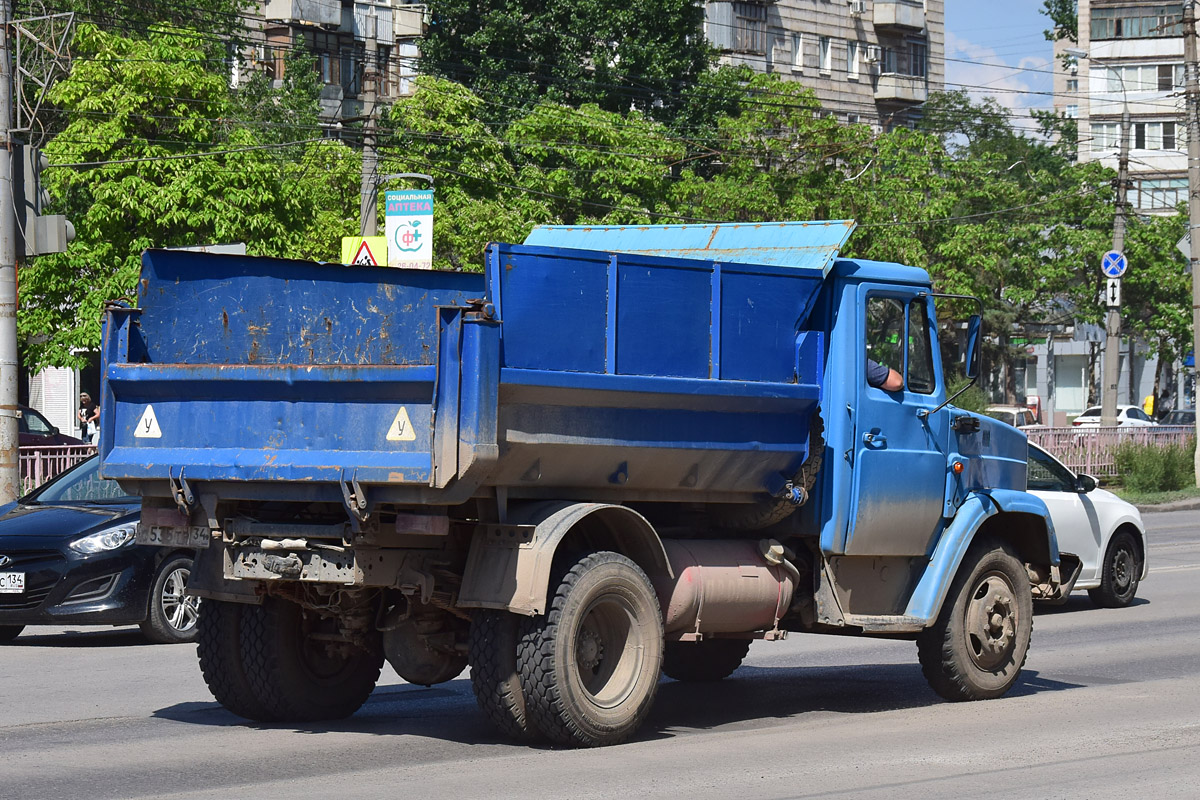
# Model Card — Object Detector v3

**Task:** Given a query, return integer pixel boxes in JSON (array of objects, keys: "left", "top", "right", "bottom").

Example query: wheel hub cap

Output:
[{"left": 964, "top": 576, "right": 1017, "bottom": 671}]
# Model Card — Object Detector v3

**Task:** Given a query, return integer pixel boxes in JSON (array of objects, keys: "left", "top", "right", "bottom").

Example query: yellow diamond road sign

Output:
[{"left": 341, "top": 236, "right": 388, "bottom": 266}]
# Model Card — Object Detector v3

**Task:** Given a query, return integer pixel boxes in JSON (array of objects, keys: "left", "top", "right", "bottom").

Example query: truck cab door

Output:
[{"left": 845, "top": 288, "right": 949, "bottom": 556}]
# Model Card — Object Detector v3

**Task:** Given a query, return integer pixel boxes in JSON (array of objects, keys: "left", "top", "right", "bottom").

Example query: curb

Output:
[{"left": 1134, "top": 498, "right": 1200, "bottom": 513}]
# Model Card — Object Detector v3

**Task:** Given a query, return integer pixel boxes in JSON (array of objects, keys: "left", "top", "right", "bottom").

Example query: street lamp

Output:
[{"left": 1065, "top": 47, "right": 1130, "bottom": 428}]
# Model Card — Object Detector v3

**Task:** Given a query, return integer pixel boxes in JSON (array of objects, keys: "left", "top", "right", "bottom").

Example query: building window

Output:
[
  {"left": 819, "top": 36, "right": 831, "bottom": 72},
  {"left": 1135, "top": 178, "right": 1188, "bottom": 209},
  {"left": 1092, "top": 120, "right": 1183, "bottom": 151},
  {"left": 847, "top": 40, "right": 860, "bottom": 78},
  {"left": 1091, "top": 4, "right": 1183, "bottom": 40},
  {"left": 1106, "top": 63, "right": 1184, "bottom": 92},
  {"left": 733, "top": 2, "right": 767, "bottom": 54},
  {"left": 792, "top": 33, "right": 804, "bottom": 70},
  {"left": 1065, "top": 104, "right": 1078, "bottom": 118},
  {"left": 879, "top": 41, "right": 926, "bottom": 77},
  {"left": 1066, "top": 78, "right": 1079, "bottom": 93}
]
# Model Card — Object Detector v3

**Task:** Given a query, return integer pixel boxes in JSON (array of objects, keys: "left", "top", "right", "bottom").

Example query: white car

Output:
[
  {"left": 1071, "top": 404, "right": 1155, "bottom": 427},
  {"left": 1027, "top": 442, "right": 1147, "bottom": 607}
]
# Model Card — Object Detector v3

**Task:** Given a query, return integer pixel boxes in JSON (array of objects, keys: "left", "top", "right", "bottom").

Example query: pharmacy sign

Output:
[{"left": 385, "top": 189, "right": 434, "bottom": 269}]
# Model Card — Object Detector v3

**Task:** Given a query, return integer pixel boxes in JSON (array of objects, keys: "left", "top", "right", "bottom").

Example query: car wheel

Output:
[
  {"left": 0, "top": 625, "right": 24, "bottom": 644},
  {"left": 518, "top": 551, "right": 664, "bottom": 747},
  {"left": 1088, "top": 530, "right": 1142, "bottom": 608},
  {"left": 139, "top": 554, "right": 202, "bottom": 644},
  {"left": 916, "top": 539, "right": 1032, "bottom": 701}
]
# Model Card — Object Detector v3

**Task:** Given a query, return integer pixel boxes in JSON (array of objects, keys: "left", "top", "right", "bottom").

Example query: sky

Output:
[{"left": 944, "top": 1, "right": 1058, "bottom": 133}]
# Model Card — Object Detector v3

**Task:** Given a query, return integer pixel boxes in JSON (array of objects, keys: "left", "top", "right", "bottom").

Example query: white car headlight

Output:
[{"left": 69, "top": 523, "right": 137, "bottom": 554}]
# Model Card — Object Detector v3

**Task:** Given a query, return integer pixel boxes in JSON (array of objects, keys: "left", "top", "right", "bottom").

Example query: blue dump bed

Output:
[{"left": 100, "top": 222, "right": 852, "bottom": 506}]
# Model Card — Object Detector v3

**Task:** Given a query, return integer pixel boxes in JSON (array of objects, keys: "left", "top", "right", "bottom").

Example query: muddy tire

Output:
[
  {"left": 469, "top": 609, "right": 540, "bottom": 741},
  {"left": 662, "top": 639, "right": 751, "bottom": 682},
  {"left": 0, "top": 625, "right": 23, "bottom": 644},
  {"left": 196, "top": 599, "right": 277, "bottom": 721},
  {"left": 518, "top": 552, "right": 664, "bottom": 747},
  {"left": 240, "top": 597, "right": 383, "bottom": 722},
  {"left": 917, "top": 539, "right": 1032, "bottom": 701},
  {"left": 1088, "top": 531, "right": 1142, "bottom": 608}
]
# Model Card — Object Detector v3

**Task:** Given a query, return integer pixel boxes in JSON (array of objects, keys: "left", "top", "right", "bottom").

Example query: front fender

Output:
[{"left": 903, "top": 490, "right": 1058, "bottom": 625}]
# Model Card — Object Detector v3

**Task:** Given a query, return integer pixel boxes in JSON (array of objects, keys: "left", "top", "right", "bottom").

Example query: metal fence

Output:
[
  {"left": 19, "top": 444, "right": 97, "bottom": 494},
  {"left": 1026, "top": 426, "right": 1195, "bottom": 479}
]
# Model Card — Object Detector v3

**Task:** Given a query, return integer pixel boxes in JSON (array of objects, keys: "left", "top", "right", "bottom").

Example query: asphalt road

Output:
[{"left": 4, "top": 509, "right": 1199, "bottom": 800}]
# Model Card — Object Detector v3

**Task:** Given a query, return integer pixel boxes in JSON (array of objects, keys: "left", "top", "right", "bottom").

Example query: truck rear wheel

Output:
[
  {"left": 518, "top": 551, "right": 664, "bottom": 747},
  {"left": 917, "top": 540, "right": 1032, "bottom": 701},
  {"left": 196, "top": 599, "right": 277, "bottom": 722},
  {"left": 662, "top": 639, "right": 751, "bottom": 682},
  {"left": 240, "top": 597, "right": 384, "bottom": 721},
  {"left": 469, "top": 609, "right": 540, "bottom": 741}
]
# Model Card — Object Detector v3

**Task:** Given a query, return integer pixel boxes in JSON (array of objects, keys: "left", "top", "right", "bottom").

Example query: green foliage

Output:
[
  {"left": 419, "top": 0, "right": 714, "bottom": 124},
  {"left": 21, "top": 24, "right": 356, "bottom": 370},
  {"left": 1115, "top": 437, "right": 1197, "bottom": 493},
  {"left": 1041, "top": 0, "right": 1079, "bottom": 43}
]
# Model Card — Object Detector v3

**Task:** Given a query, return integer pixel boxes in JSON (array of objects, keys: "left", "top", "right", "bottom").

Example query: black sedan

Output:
[{"left": 0, "top": 455, "right": 199, "bottom": 644}]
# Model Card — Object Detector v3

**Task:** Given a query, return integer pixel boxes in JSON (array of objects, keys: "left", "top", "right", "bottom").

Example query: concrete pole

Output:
[
  {"left": 0, "top": 0, "right": 20, "bottom": 504},
  {"left": 1101, "top": 89, "right": 1130, "bottom": 426},
  {"left": 1185, "top": 3, "right": 1200, "bottom": 485},
  {"left": 359, "top": 7, "right": 379, "bottom": 238}
]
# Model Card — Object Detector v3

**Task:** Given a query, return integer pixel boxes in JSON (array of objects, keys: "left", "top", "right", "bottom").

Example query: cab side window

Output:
[
  {"left": 866, "top": 297, "right": 904, "bottom": 383},
  {"left": 906, "top": 300, "right": 935, "bottom": 394}
]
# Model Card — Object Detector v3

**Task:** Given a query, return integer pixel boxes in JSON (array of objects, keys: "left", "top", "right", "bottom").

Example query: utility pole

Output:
[
  {"left": 1101, "top": 78, "right": 1131, "bottom": 427},
  {"left": 359, "top": 5, "right": 379, "bottom": 238},
  {"left": 0, "top": 0, "right": 19, "bottom": 504},
  {"left": 1185, "top": 2, "right": 1200, "bottom": 485}
]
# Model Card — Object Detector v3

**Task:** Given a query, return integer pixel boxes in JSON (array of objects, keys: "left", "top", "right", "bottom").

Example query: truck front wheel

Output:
[
  {"left": 916, "top": 540, "right": 1032, "bottom": 701},
  {"left": 518, "top": 551, "right": 664, "bottom": 747},
  {"left": 240, "top": 597, "right": 384, "bottom": 721}
]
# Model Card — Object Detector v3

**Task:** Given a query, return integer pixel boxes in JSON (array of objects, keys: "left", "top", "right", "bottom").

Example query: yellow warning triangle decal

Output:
[
  {"left": 134, "top": 405, "right": 162, "bottom": 438},
  {"left": 386, "top": 407, "right": 417, "bottom": 441},
  {"left": 352, "top": 240, "right": 379, "bottom": 266}
]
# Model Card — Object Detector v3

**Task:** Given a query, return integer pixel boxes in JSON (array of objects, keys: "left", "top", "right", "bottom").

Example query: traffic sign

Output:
[
  {"left": 1101, "top": 250, "right": 1127, "bottom": 278},
  {"left": 341, "top": 236, "right": 387, "bottom": 266},
  {"left": 1107, "top": 278, "right": 1121, "bottom": 308}
]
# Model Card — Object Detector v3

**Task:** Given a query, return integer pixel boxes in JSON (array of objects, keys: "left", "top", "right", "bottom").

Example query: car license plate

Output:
[{"left": 0, "top": 571, "right": 24, "bottom": 593}]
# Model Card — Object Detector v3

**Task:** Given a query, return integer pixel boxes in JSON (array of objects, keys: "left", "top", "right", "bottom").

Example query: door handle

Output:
[{"left": 863, "top": 431, "right": 887, "bottom": 446}]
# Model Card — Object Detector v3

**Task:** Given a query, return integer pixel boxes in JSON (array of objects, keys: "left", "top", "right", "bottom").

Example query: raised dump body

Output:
[{"left": 105, "top": 221, "right": 1064, "bottom": 749}]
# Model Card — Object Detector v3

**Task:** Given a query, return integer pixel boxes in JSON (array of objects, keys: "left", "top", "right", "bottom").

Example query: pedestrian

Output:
[{"left": 78, "top": 392, "right": 99, "bottom": 444}]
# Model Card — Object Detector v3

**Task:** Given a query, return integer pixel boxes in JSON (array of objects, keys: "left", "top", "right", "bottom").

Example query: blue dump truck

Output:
[{"left": 100, "top": 220, "right": 1072, "bottom": 747}]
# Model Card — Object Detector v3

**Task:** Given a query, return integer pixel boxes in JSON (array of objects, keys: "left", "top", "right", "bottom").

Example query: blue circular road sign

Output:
[{"left": 1101, "top": 250, "right": 1128, "bottom": 278}]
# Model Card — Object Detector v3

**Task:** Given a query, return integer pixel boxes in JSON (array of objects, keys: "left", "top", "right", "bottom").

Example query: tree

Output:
[
  {"left": 20, "top": 24, "right": 356, "bottom": 370},
  {"left": 1041, "top": 0, "right": 1079, "bottom": 43},
  {"left": 419, "top": 0, "right": 714, "bottom": 124}
]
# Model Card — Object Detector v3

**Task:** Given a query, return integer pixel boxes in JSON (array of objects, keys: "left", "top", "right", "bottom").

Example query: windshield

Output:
[
  {"left": 985, "top": 410, "right": 1017, "bottom": 426},
  {"left": 27, "top": 456, "right": 137, "bottom": 504}
]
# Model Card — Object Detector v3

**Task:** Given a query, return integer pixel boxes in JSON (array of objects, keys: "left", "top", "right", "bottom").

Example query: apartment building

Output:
[
  {"left": 253, "top": 0, "right": 427, "bottom": 124},
  {"left": 1055, "top": 1, "right": 1187, "bottom": 212},
  {"left": 703, "top": 0, "right": 945, "bottom": 130}
]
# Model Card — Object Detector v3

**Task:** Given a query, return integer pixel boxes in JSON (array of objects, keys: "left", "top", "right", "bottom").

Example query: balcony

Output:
[
  {"left": 262, "top": 0, "right": 340, "bottom": 27},
  {"left": 873, "top": 0, "right": 926, "bottom": 31},
  {"left": 874, "top": 74, "right": 927, "bottom": 104},
  {"left": 393, "top": 4, "right": 426, "bottom": 38}
]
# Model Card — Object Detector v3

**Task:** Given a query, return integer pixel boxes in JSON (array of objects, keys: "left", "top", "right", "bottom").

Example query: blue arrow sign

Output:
[{"left": 1101, "top": 250, "right": 1127, "bottom": 278}]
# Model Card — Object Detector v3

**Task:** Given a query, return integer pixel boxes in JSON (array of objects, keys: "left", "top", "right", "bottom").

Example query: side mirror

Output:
[
  {"left": 964, "top": 314, "right": 982, "bottom": 380},
  {"left": 1077, "top": 474, "right": 1097, "bottom": 493}
]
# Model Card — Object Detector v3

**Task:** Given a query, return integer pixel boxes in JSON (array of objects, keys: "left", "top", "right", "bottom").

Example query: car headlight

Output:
[{"left": 69, "top": 523, "right": 137, "bottom": 554}]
